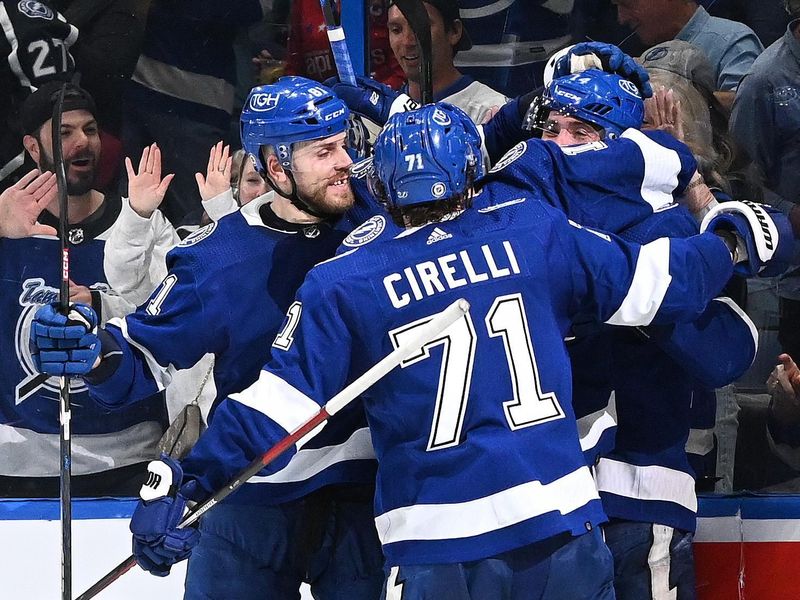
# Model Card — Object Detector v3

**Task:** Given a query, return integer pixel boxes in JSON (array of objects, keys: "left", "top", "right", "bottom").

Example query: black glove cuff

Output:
[{"left": 84, "top": 328, "right": 121, "bottom": 384}]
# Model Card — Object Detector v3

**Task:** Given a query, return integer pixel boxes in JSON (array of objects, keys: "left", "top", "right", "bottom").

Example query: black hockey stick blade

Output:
[{"left": 392, "top": 0, "right": 433, "bottom": 104}]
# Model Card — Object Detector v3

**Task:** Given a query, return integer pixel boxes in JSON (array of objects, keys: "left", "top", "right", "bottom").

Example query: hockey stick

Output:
[
  {"left": 52, "top": 82, "right": 73, "bottom": 600},
  {"left": 76, "top": 298, "right": 471, "bottom": 600},
  {"left": 392, "top": 0, "right": 433, "bottom": 104},
  {"left": 320, "top": 0, "right": 357, "bottom": 85}
]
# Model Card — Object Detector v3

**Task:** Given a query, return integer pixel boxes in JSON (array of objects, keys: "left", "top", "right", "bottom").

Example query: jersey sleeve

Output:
[
  {"left": 180, "top": 272, "right": 355, "bottom": 497},
  {"left": 547, "top": 213, "right": 735, "bottom": 328},
  {"left": 503, "top": 129, "right": 697, "bottom": 233},
  {"left": 87, "top": 251, "right": 223, "bottom": 407},
  {"left": 640, "top": 297, "right": 757, "bottom": 389}
]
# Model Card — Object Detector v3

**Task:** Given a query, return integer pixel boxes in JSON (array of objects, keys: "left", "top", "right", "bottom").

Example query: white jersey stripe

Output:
[
  {"left": 596, "top": 458, "right": 697, "bottom": 512},
  {"left": 606, "top": 238, "right": 672, "bottom": 326},
  {"left": 375, "top": 466, "right": 599, "bottom": 545},
  {"left": 230, "top": 369, "right": 321, "bottom": 441},
  {"left": 621, "top": 129, "right": 681, "bottom": 212},
  {"left": 578, "top": 393, "right": 617, "bottom": 452},
  {"left": 249, "top": 426, "right": 375, "bottom": 484}
]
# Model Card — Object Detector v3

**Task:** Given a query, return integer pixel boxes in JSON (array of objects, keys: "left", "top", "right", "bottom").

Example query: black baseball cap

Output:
[
  {"left": 21, "top": 81, "right": 97, "bottom": 135},
  {"left": 389, "top": 0, "right": 473, "bottom": 52}
]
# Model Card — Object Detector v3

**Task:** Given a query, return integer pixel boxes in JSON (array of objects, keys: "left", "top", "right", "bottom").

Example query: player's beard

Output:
[
  {"left": 295, "top": 171, "right": 355, "bottom": 218},
  {"left": 38, "top": 147, "right": 98, "bottom": 197}
]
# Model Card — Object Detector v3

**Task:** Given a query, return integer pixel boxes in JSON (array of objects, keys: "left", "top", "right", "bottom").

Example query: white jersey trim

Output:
[
  {"left": 249, "top": 426, "right": 375, "bottom": 484},
  {"left": 230, "top": 370, "right": 321, "bottom": 439},
  {"left": 374, "top": 466, "right": 599, "bottom": 545},
  {"left": 112, "top": 317, "right": 173, "bottom": 392},
  {"left": 713, "top": 296, "right": 758, "bottom": 352},
  {"left": 595, "top": 458, "right": 697, "bottom": 512},
  {"left": 621, "top": 129, "right": 681, "bottom": 212},
  {"left": 578, "top": 393, "right": 617, "bottom": 452},
  {"left": 606, "top": 237, "right": 671, "bottom": 326}
]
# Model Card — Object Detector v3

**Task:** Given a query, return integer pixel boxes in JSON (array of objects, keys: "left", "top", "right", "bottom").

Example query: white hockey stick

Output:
[{"left": 76, "top": 298, "right": 471, "bottom": 600}]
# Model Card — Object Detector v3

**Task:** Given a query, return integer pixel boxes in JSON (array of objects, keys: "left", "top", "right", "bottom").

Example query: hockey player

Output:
[
  {"left": 32, "top": 77, "right": 386, "bottom": 598},
  {"left": 34, "top": 103, "right": 792, "bottom": 598},
  {"left": 528, "top": 68, "right": 757, "bottom": 599},
  {"left": 0, "top": 82, "right": 166, "bottom": 497},
  {"left": 0, "top": 0, "right": 77, "bottom": 193}
]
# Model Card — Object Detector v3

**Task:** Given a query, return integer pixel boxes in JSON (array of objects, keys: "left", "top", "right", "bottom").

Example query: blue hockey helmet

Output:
[
  {"left": 527, "top": 68, "right": 644, "bottom": 138},
  {"left": 369, "top": 103, "right": 483, "bottom": 209},
  {"left": 240, "top": 76, "right": 351, "bottom": 175}
]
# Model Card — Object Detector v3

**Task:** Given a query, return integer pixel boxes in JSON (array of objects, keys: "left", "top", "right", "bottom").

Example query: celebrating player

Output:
[
  {"left": 528, "top": 68, "right": 758, "bottom": 599},
  {"left": 61, "top": 103, "right": 788, "bottom": 599},
  {"left": 32, "top": 77, "right": 386, "bottom": 598}
]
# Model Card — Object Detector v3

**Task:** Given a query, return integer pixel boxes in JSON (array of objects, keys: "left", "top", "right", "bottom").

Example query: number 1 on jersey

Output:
[{"left": 389, "top": 293, "right": 563, "bottom": 451}]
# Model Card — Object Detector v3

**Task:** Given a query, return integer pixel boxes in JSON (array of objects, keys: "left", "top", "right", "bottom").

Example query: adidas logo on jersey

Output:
[{"left": 426, "top": 227, "right": 452, "bottom": 245}]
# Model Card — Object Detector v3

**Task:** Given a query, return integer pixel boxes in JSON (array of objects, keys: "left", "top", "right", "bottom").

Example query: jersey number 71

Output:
[{"left": 389, "top": 293, "right": 564, "bottom": 451}]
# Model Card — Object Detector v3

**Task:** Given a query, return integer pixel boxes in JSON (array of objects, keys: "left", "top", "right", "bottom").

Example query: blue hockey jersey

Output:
[
  {"left": 181, "top": 189, "right": 738, "bottom": 566},
  {"left": 586, "top": 206, "right": 757, "bottom": 533},
  {"left": 0, "top": 195, "right": 166, "bottom": 478},
  {"left": 87, "top": 196, "right": 379, "bottom": 504}
]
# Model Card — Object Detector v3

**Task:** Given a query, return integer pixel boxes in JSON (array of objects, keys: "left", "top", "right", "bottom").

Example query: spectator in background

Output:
[
  {"left": 0, "top": 82, "right": 166, "bottom": 498},
  {"left": 453, "top": 0, "right": 575, "bottom": 96},
  {"left": 121, "top": 0, "right": 267, "bottom": 226},
  {"left": 701, "top": 0, "right": 791, "bottom": 48},
  {"left": 611, "top": 0, "right": 763, "bottom": 107},
  {"left": 51, "top": 0, "right": 147, "bottom": 192},
  {"left": 280, "top": 0, "right": 403, "bottom": 88},
  {"left": 386, "top": 0, "right": 507, "bottom": 123},
  {"left": 231, "top": 148, "right": 270, "bottom": 206},
  {"left": 730, "top": 1, "right": 800, "bottom": 392},
  {"left": 0, "top": 170, "right": 58, "bottom": 239},
  {"left": 0, "top": 0, "right": 77, "bottom": 193}
]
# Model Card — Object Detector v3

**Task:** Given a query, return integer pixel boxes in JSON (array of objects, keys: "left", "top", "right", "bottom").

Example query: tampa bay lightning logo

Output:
[
  {"left": 179, "top": 222, "right": 217, "bottom": 247},
  {"left": 18, "top": 0, "right": 54, "bottom": 20},
  {"left": 343, "top": 215, "right": 386, "bottom": 247},
  {"left": 431, "top": 182, "right": 447, "bottom": 198},
  {"left": 489, "top": 141, "right": 526, "bottom": 173},
  {"left": 431, "top": 108, "right": 451, "bottom": 126},
  {"left": 15, "top": 278, "right": 91, "bottom": 404},
  {"left": 249, "top": 92, "right": 280, "bottom": 112},
  {"left": 349, "top": 157, "right": 373, "bottom": 180},
  {"left": 618, "top": 79, "right": 641, "bottom": 98}
]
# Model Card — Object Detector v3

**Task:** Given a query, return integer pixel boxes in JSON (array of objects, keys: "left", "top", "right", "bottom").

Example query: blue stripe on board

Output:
[{"left": 0, "top": 498, "right": 137, "bottom": 520}]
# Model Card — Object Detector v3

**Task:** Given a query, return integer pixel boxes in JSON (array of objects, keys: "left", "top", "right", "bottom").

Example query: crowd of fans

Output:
[{"left": 1, "top": 0, "right": 800, "bottom": 593}]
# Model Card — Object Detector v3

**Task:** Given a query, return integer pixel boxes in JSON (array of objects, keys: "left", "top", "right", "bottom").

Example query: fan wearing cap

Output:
[
  {"left": 0, "top": 81, "right": 168, "bottom": 498},
  {"left": 387, "top": 0, "right": 507, "bottom": 123}
]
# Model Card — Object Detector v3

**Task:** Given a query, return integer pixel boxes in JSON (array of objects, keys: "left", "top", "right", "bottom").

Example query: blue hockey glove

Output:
[
  {"left": 29, "top": 302, "right": 100, "bottom": 376},
  {"left": 700, "top": 200, "right": 794, "bottom": 278},
  {"left": 130, "top": 455, "right": 201, "bottom": 577},
  {"left": 548, "top": 42, "right": 652, "bottom": 98},
  {"left": 325, "top": 75, "right": 419, "bottom": 125}
]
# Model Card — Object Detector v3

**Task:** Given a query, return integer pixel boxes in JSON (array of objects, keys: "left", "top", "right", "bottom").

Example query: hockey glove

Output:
[
  {"left": 548, "top": 42, "right": 652, "bottom": 98},
  {"left": 324, "top": 75, "right": 419, "bottom": 126},
  {"left": 700, "top": 200, "right": 793, "bottom": 278},
  {"left": 130, "top": 455, "right": 201, "bottom": 577},
  {"left": 29, "top": 302, "right": 101, "bottom": 376}
]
